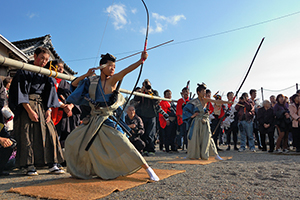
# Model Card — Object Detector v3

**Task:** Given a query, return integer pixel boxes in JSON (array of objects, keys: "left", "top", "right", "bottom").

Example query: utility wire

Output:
[
  {"left": 66, "top": 56, "right": 98, "bottom": 63},
  {"left": 167, "top": 10, "right": 300, "bottom": 47},
  {"left": 65, "top": 10, "right": 300, "bottom": 63},
  {"left": 93, "top": 0, "right": 115, "bottom": 66}
]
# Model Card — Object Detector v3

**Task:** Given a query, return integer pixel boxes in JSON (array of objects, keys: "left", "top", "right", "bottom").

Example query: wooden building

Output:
[
  {"left": 0, "top": 34, "right": 77, "bottom": 77},
  {"left": 0, "top": 34, "right": 29, "bottom": 77}
]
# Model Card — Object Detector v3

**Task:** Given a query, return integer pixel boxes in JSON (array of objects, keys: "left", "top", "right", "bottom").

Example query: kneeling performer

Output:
[{"left": 65, "top": 52, "right": 159, "bottom": 181}]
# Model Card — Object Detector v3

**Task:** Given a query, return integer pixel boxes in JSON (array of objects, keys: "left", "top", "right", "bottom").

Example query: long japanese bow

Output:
[
  {"left": 114, "top": 0, "right": 149, "bottom": 126},
  {"left": 123, "top": 0, "right": 149, "bottom": 107},
  {"left": 85, "top": 1, "right": 149, "bottom": 150},
  {"left": 232, "top": 37, "right": 265, "bottom": 101},
  {"left": 211, "top": 37, "right": 265, "bottom": 135}
]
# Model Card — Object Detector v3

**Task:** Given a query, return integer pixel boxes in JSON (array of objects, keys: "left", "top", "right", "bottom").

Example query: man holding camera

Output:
[{"left": 134, "top": 79, "right": 168, "bottom": 156}]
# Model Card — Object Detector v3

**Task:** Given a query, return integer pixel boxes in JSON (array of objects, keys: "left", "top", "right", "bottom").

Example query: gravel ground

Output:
[{"left": 1, "top": 145, "right": 300, "bottom": 200}]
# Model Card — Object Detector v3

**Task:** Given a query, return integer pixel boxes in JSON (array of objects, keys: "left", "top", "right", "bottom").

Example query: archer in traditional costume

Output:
[
  {"left": 65, "top": 51, "right": 159, "bottom": 181},
  {"left": 9, "top": 47, "right": 65, "bottom": 175},
  {"left": 183, "top": 83, "right": 232, "bottom": 160}
]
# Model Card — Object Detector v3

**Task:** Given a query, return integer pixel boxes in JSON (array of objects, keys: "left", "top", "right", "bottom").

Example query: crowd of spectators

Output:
[{"left": 127, "top": 85, "right": 300, "bottom": 156}]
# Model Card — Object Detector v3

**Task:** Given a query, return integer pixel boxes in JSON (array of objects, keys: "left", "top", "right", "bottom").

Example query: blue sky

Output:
[{"left": 1, "top": 0, "right": 300, "bottom": 102}]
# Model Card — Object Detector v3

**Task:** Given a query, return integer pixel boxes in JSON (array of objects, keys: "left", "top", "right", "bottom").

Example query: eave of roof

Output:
[
  {"left": 12, "top": 34, "right": 77, "bottom": 75},
  {"left": 0, "top": 34, "right": 29, "bottom": 62}
]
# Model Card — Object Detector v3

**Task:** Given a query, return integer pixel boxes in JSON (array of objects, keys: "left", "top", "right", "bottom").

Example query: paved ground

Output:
[{"left": 1, "top": 145, "right": 300, "bottom": 199}]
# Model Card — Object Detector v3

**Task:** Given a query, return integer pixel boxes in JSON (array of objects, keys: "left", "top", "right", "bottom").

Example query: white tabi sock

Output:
[
  {"left": 215, "top": 154, "right": 224, "bottom": 161},
  {"left": 146, "top": 167, "right": 160, "bottom": 181}
]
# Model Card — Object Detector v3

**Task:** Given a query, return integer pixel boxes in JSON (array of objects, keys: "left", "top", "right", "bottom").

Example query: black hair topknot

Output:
[
  {"left": 196, "top": 82, "right": 207, "bottom": 93},
  {"left": 99, "top": 53, "right": 116, "bottom": 66}
]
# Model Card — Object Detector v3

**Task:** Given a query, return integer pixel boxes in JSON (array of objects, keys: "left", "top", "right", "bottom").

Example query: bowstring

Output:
[
  {"left": 94, "top": 0, "right": 115, "bottom": 67},
  {"left": 94, "top": 0, "right": 115, "bottom": 110},
  {"left": 114, "top": 0, "right": 149, "bottom": 129}
]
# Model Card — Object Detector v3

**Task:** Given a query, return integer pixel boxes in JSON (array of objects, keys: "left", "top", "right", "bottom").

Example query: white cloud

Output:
[
  {"left": 152, "top": 13, "right": 186, "bottom": 25},
  {"left": 105, "top": 4, "right": 185, "bottom": 34},
  {"left": 142, "top": 13, "right": 186, "bottom": 34},
  {"left": 152, "top": 13, "right": 167, "bottom": 21},
  {"left": 27, "top": 12, "right": 37, "bottom": 19},
  {"left": 169, "top": 14, "right": 186, "bottom": 25},
  {"left": 131, "top": 8, "right": 137, "bottom": 14},
  {"left": 106, "top": 4, "right": 128, "bottom": 30},
  {"left": 155, "top": 23, "right": 164, "bottom": 32}
]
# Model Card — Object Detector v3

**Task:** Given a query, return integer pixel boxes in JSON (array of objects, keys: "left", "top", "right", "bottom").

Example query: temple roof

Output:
[{"left": 12, "top": 34, "right": 77, "bottom": 75}]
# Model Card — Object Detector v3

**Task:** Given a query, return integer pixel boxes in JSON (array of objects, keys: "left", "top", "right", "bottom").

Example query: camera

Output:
[{"left": 145, "top": 83, "right": 151, "bottom": 90}]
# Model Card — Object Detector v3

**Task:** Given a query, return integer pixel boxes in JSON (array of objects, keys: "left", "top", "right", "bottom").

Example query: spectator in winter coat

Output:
[
  {"left": 289, "top": 94, "right": 300, "bottom": 152},
  {"left": 257, "top": 100, "right": 275, "bottom": 152}
]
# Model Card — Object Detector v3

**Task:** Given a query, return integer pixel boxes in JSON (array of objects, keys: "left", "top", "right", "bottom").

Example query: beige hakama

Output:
[
  {"left": 65, "top": 93, "right": 147, "bottom": 180},
  {"left": 186, "top": 99, "right": 218, "bottom": 160}
]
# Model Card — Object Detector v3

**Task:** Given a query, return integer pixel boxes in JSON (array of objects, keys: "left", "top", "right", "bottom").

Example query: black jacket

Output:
[
  {"left": 134, "top": 90, "right": 160, "bottom": 118},
  {"left": 257, "top": 107, "right": 275, "bottom": 132}
]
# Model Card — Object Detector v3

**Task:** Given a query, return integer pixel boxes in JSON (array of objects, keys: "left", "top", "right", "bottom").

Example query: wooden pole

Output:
[
  {"left": 0, "top": 55, "right": 75, "bottom": 81},
  {"left": 212, "top": 37, "right": 265, "bottom": 136},
  {"left": 0, "top": 55, "right": 175, "bottom": 102},
  {"left": 261, "top": 87, "right": 264, "bottom": 101}
]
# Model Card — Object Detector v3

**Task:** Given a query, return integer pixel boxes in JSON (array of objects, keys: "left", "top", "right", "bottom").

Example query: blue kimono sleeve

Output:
[
  {"left": 183, "top": 102, "right": 199, "bottom": 139},
  {"left": 9, "top": 70, "right": 30, "bottom": 110},
  {"left": 70, "top": 77, "right": 79, "bottom": 92},
  {"left": 43, "top": 77, "right": 61, "bottom": 109},
  {"left": 182, "top": 103, "right": 196, "bottom": 121},
  {"left": 66, "top": 78, "right": 90, "bottom": 106}
]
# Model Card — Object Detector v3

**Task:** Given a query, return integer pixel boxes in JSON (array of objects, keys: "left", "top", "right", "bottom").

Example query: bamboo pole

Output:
[
  {"left": 0, "top": 55, "right": 75, "bottom": 81},
  {"left": 0, "top": 55, "right": 175, "bottom": 102},
  {"left": 119, "top": 88, "right": 176, "bottom": 102}
]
